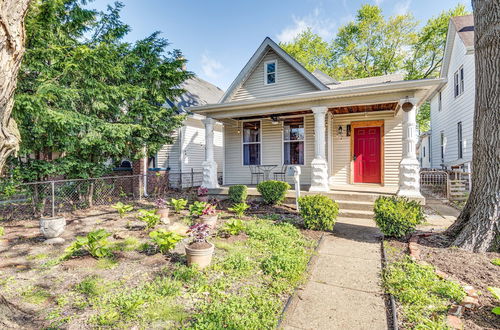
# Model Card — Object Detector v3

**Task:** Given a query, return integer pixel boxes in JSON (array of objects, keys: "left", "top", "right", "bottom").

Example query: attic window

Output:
[{"left": 264, "top": 60, "right": 277, "bottom": 85}]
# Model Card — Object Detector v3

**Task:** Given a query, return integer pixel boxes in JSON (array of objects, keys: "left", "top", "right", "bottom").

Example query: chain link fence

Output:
[{"left": 0, "top": 170, "right": 223, "bottom": 221}]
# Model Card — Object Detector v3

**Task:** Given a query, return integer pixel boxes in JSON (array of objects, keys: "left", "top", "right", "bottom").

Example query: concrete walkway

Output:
[
  {"left": 282, "top": 217, "right": 388, "bottom": 330},
  {"left": 420, "top": 197, "right": 460, "bottom": 231}
]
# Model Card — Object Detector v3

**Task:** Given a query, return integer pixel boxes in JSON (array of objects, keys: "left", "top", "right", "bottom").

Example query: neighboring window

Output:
[
  {"left": 454, "top": 66, "right": 464, "bottom": 97},
  {"left": 440, "top": 132, "right": 445, "bottom": 163},
  {"left": 423, "top": 146, "right": 426, "bottom": 158},
  {"left": 283, "top": 117, "right": 305, "bottom": 165},
  {"left": 438, "top": 92, "right": 442, "bottom": 111},
  {"left": 457, "top": 122, "right": 463, "bottom": 159},
  {"left": 242, "top": 121, "right": 261, "bottom": 165},
  {"left": 264, "top": 60, "right": 277, "bottom": 85}
]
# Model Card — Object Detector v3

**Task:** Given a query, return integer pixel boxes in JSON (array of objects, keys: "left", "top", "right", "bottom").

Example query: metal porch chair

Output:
[
  {"left": 273, "top": 165, "right": 288, "bottom": 181},
  {"left": 249, "top": 165, "right": 264, "bottom": 184}
]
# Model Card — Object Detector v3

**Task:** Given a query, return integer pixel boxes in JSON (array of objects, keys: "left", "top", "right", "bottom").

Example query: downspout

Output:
[{"left": 143, "top": 145, "right": 148, "bottom": 197}]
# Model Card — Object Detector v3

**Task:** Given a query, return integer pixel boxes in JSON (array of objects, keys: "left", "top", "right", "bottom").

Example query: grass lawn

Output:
[{"left": 0, "top": 203, "right": 317, "bottom": 329}]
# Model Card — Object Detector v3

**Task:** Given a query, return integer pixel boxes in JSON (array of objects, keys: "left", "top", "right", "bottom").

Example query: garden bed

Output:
[{"left": 0, "top": 200, "right": 318, "bottom": 329}]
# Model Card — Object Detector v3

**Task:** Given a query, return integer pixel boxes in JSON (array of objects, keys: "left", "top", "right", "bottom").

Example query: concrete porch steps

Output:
[
  {"left": 336, "top": 200, "right": 374, "bottom": 211},
  {"left": 338, "top": 209, "right": 374, "bottom": 220}
]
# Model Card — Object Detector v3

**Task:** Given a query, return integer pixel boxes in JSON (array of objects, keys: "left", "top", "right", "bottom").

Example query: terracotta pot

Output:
[
  {"left": 197, "top": 196, "right": 209, "bottom": 202},
  {"left": 156, "top": 208, "right": 170, "bottom": 224},
  {"left": 198, "top": 214, "right": 218, "bottom": 229},
  {"left": 40, "top": 216, "right": 66, "bottom": 238},
  {"left": 184, "top": 240, "right": 214, "bottom": 269}
]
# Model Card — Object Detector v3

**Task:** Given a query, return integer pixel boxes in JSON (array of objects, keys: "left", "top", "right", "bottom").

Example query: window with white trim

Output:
[
  {"left": 264, "top": 60, "right": 277, "bottom": 85},
  {"left": 438, "top": 92, "right": 442, "bottom": 111},
  {"left": 283, "top": 117, "right": 304, "bottom": 165},
  {"left": 457, "top": 122, "right": 463, "bottom": 159},
  {"left": 242, "top": 121, "right": 261, "bottom": 165},
  {"left": 454, "top": 66, "right": 464, "bottom": 97},
  {"left": 440, "top": 131, "right": 445, "bottom": 163}
]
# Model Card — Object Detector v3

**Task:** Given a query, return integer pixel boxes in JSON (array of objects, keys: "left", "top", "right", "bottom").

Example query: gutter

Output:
[{"left": 191, "top": 78, "right": 446, "bottom": 114}]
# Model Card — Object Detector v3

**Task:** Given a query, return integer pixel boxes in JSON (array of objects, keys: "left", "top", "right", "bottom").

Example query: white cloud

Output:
[
  {"left": 394, "top": 0, "right": 411, "bottom": 15},
  {"left": 374, "top": 0, "right": 384, "bottom": 6},
  {"left": 201, "top": 53, "right": 223, "bottom": 79},
  {"left": 276, "top": 8, "right": 337, "bottom": 43}
]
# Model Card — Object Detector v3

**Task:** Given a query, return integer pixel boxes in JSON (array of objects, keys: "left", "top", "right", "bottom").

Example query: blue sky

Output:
[{"left": 91, "top": 0, "right": 470, "bottom": 90}]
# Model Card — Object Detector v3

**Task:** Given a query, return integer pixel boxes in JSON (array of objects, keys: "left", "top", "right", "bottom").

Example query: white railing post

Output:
[
  {"left": 202, "top": 118, "right": 219, "bottom": 188},
  {"left": 309, "top": 106, "right": 329, "bottom": 192}
]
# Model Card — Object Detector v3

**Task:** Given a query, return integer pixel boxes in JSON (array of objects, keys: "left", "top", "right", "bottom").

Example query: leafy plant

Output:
[
  {"left": 65, "top": 229, "right": 112, "bottom": 259},
  {"left": 487, "top": 287, "right": 500, "bottom": 315},
  {"left": 187, "top": 223, "right": 211, "bottom": 243},
  {"left": 0, "top": 226, "right": 4, "bottom": 237},
  {"left": 374, "top": 196, "right": 425, "bottom": 237},
  {"left": 170, "top": 198, "right": 188, "bottom": 213},
  {"left": 228, "top": 202, "right": 250, "bottom": 218},
  {"left": 138, "top": 209, "right": 161, "bottom": 229},
  {"left": 111, "top": 202, "right": 133, "bottom": 218},
  {"left": 197, "top": 186, "right": 208, "bottom": 197},
  {"left": 256, "top": 180, "right": 291, "bottom": 205},
  {"left": 298, "top": 195, "right": 338, "bottom": 231},
  {"left": 202, "top": 203, "right": 217, "bottom": 216},
  {"left": 221, "top": 218, "right": 246, "bottom": 236},
  {"left": 189, "top": 201, "right": 207, "bottom": 217},
  {"left": 491, "top": 258, "right": 500, "bottom": 267},
  {"left": 155, "top": 198, "right": 167, "bottom": 209},
  {"left": 228, "top": 185, "right": 248, "bottom": 203},
  {"left": 149, "top": 229, "right": 184, "bottom": 254}
]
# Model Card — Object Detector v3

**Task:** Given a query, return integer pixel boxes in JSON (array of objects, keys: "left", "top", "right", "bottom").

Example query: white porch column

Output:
[
  {"left": 201, "top": 117, "right": 219, "bottom": 188},
  {"left": 309, "top": 106, "right": 329, "bottom": 192},
  {"left": 397, "top": 98, "right": 424, "bottom": 201}
]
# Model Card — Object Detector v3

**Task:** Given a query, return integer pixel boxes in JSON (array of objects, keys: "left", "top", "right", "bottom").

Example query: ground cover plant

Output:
[
  {"left": 0, "top": 201, "right": 316, "bottom": 329},
  {"left": 111, "top": 202, "right": 134, "bottom": 218},
  {"left": 170, "top": 198, "right": 188, "bottom": 213},
  {"left": 228, "top": 202, "right": 250, "bottom": 218}
]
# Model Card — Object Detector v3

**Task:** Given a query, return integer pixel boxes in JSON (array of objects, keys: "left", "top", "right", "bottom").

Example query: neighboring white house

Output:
[
  {"left": 426, "top": 15, "right": 474, "bottom": 172},
  {"left": 191, "top": 37, "right": 444, "bottom": 203},
  {"left": 153, "top": 76, "right": 224, "bottom": 175},
  {"left": 417, "top": 131, "right": 431, "bottom": 168}
]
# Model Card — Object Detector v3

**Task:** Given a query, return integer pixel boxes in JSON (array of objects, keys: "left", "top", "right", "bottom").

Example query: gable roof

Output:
[
  {"left": 441, "top": 15, "right": 474, "bottom": 78},
  {"left": 331, "top": 73, "right": 405, "bottom": 89},
  {"left": 312, "top": 69, "right": 339, "bottom": 85},
  {"left": 167, "top": 76, "right": 224, "bottom": 113},
  {"left": 219, "top": 37, "right": 328, "bottom": 103}
]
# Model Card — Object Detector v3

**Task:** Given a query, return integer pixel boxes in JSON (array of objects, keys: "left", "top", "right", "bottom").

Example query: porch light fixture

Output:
[
  {"left": 270, "top": 115, "right": 279, "bottom": 125},
  {"left": 337, "top": 125, "right": 343, "bottom": 137}
]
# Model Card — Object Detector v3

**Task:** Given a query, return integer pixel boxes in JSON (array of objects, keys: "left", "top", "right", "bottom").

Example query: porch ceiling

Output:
[{"left": 328, "top": 102, "right": 398, "bottom": 115}]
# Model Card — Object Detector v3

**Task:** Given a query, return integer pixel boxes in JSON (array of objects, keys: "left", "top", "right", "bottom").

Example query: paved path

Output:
[
  {"left": 282, "top": 217, "right": 388, "bottom": 330},
  {"left": 420, "top": 197, "right": 460, "bottom": 231}
]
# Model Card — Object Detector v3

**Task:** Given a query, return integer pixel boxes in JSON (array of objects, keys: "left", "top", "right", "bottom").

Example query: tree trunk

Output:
[
  {"left": 0, "top": 0, "right": 31, "bottom": 174},
  {"left": 446, "top": 0, "right": 500, "bottom": 252}
]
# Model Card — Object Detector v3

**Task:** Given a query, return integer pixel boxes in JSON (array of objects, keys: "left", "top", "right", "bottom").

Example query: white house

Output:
[
  {"left": 427, "top": 15, "right": 474, "bottom": 172},
  {"left": 190, "top": 37, "right": 445, "bottom": 203},
  {"left": 417, "top": 131, "right": 431, "bottom": 168},
  {"left": 152, "top": 76, "right": 224, "bottom": 177}
]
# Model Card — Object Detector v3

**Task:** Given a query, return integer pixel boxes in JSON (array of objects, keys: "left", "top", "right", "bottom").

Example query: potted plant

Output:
[
  {"left": 199, "top": 203, "right": 218, "bottom": 229},
  {"left": 197, "top": 186, "right": 209, "bottom": 202},
  {"left": 155, "top": 198, "right": 170, "bottom": 224},
  {"left": 184, "top": 223, "right": 214, "bottom": 269},
  {"left": 40, "top": 216, "right": 66, "bottom": 244}
]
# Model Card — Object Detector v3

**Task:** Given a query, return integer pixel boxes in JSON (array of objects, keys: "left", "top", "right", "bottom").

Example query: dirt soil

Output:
[
  {"left": 0, "top": 197, "right": 318, "bottom": 328},
  {"left": 418, "top": 234, "right": 500, "bottom": 329}
]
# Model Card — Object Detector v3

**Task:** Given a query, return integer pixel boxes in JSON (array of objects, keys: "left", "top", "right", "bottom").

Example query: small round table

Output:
[{"left": 258, "top": 165, "right": 277, "bottom": 181}]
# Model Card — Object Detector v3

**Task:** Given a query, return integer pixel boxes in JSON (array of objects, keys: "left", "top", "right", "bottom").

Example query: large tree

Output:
[
  {"left": 0, "top": 0, "right": 31, "bottom": 174},
  {"left": 446, "top": 0, "right": 500, "bottom": 252},
  {"left": 11, "top": 0, "right": 191, "bottom": 181}
]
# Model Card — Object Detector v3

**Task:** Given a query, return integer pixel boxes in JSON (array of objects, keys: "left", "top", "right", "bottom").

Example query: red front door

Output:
[{"left": 353, "top": 126, "right": 381, "bottom": 183}]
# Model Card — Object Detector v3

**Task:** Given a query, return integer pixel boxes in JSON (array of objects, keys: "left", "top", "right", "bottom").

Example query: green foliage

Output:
[
  {"left": 221, "top": 218, "right": 246, "bottom": 236},
  {"left": 491, "top": 258, "right": 500, "bottom": 267},
  {"left": 374, "top": 196, "right": 425, "bottom": 237},
  {"left": 189, "top": 201, "right": 207, "bottom": 217},
  {"left": 149, "top": 229, "right": 184, "bottom": 254},
  {"left": 111, "top": 202, "right": 133, "bottom": 218},
  {"left": 11, "top": 0, "right": 192, "bottom": 180},
  {"left": 228, "top": 184, "right": 248, "bottom": 203},
  {"left": 256, "top": 180, "right": 290, "bottom": 205},
  {"left": 298, "top": 195, "right": 339, "bottom": 231},
  {"left": 488, "top": 287, "right": 500, "bottom": 315},
  {"left": 21, "top": 285, "right": 51, "bottom": 305},
  {"left": 75, "top": 275, "right": 107, "bottom": 297},
  {"left": 384, "top": 257, "right": 465, "bottom": 328},
  {"left": 137, "top": 209, "right": 161, "bottom": 229},
  {"left": 416, "top": 102, "right": 431, "bottom": 132},
  {"left": 170, "top": 198, "right": 188, "bottom": 213},
  {"left": 227, "top": 202, "right": 250, "bottom": 218},
  {"left": 0, "top": 226, "right": 4, "bottom": 237},
  {"left": 65, "top": 229, "right": 113, "bottom": 259}
]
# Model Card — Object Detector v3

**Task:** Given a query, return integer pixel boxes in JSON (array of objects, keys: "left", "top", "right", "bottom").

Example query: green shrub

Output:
[
  {"left": 256, "top": 180, "right": 290, "bottom": 205},
  {"left": 298, "top": 195, "right": 338, "bottom": 231},
  {"left": 65, "top": 229, "right": 112, "bottom": 259},
  {"left": 374, "top": 196, "right": 424, "bottom": 237},
  {"left": 221, "top": 218, "right": 246, "bottom": 236},
  {"left": 170, "top": 198, "right": 188, "bottom": 213},
  {"left": 138, "top": 209, "right": 161, "bottom": 229},
  {"left": 228, "top": 185, "right": 248, "bottom": 203},
  {"left": 228, "top": 202, "right": 250, "bottom": 218},
  {"left": 149, "top": 229, "right": 184, "bottom": 254}
]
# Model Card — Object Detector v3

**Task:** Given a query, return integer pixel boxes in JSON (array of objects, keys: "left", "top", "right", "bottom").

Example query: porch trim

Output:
[{"left": 349, "top": 120, "right": 385, "bottom": 185}]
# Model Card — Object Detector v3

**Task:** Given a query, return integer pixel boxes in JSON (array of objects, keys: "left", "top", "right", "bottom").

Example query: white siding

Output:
[
  {"left": 229, "top": 49, "right": 318, "bottom": 102},
  {"left": 429, "top": 33, "right": 475, "bottom": 169},
  {"left": 330, "top": 111, "right": 403, "bottom": 186},
  {"left": 418, "top": 135, "right": 431, "bottom": 168},
  {"left": 156, "top": 128, "right": 181, "bottom": 172}
]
